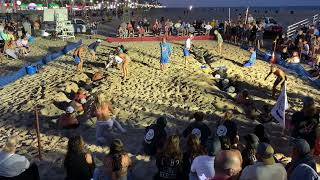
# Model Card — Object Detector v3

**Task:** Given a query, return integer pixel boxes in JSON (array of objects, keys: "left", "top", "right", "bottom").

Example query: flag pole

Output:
[
  {"left": 228, "top": 8, "right": 231, "bottom": 23},
  {"left": 35, "top": 105, "right": 42, "bottom": 160},
  {"left": 245, "top": 6, "right": 249, "bottom": 24}
]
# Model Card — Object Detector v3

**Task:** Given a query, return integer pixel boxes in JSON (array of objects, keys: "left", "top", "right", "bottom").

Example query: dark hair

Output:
[
  {"left": 187, "top": 134, "right": 205, "bottom": 159},
  {"left": 194, "top": 112, "right": 204, "bottom": 122},
  {"left": 162, "top": 135, "right": 182, "bottom": 160},
  {"left": 109, "top": 139, "right": 126, "bottom": 173},
  {"left": 64, "top": 135, "right": 84, "bottom": 167}
]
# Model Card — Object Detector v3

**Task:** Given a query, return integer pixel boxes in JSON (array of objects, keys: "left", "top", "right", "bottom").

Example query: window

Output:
[{"left": 76, "top": 20, "right": 85, "bottom": 25}]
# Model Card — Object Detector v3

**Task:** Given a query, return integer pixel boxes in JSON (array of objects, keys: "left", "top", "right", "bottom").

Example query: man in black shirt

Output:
[
  {"left": 291, "top": 96, "right": 319, "bottom": 150},
  {"left": 183, "top": 112, "right": 211, "bottom": 146}
]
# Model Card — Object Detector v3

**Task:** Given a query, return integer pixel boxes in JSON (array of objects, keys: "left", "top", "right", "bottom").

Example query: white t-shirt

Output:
[
  {"left": 239, "top": 162, "right": 287, "bottom": 180},
  {"left": 185, "top": 38, "right": 191, "bottom": 49},
  {"left": 292, "top": 56, "right": 300, "bottom": 63},
  {"left": 190, "top": 155, "right": 215, "bottom": 180}
]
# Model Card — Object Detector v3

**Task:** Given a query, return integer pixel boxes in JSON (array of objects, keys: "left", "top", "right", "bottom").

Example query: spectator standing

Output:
[
  {"left": 64, "top": 135, "right": 95, "bottom": 180},
  {"left": 239, "top": 143, "right": 287, "bottom": 180},
  {"left": 183, "top": 112, "right": 211, "bottom": 146},
  {"left": 154, "top": 135, "right": 183, "bottom": 180}
]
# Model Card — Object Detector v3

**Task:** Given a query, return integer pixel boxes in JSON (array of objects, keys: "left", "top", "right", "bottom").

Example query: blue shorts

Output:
[
  {"left": 183, "top": 48, "right": 190, "bottom": 57},
  {"left": 73, "top": 56, "right": 81, "bottom": 64},
  {"left": 160, "top": 57, "right": 169, "bottom": 64},
  {"left": 243, "top": 61, "right": 254, "bottom": 67}
]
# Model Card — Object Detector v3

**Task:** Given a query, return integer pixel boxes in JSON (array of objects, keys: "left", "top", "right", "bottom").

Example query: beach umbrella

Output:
[{"left": 28, "top": 3, "right": 37, "bottom": 7}]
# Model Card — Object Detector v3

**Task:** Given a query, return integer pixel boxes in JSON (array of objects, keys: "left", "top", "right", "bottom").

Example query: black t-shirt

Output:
[
  {"left": 183, "top": 121, "right": 211, "bottom": 146},
  {"left": 143, "top": 124, "right": 167, "bottom": 155},
  {"left": 291, "top": 111, "right": 320, "bottom": 149},
  {"left": 155, "top": 155, "right": 183, "bottom": 180}
]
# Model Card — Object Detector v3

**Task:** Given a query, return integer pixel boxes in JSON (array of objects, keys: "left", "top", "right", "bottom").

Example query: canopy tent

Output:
[{"left": 48, "top": 3, "right": 59, "bottom": 8}]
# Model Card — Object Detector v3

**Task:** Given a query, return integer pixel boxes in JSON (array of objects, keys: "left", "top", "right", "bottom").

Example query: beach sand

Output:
[{"left": 0, "top": 37, "right": 320, "bottom": 179}]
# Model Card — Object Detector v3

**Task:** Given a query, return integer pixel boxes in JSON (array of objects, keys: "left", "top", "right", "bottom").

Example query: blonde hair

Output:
[
  {"left": 3, "top": 136, "right": 17, "bottom": 153},
  {"left": 95, "top": 91, "right": 108, "bottom": 107}
]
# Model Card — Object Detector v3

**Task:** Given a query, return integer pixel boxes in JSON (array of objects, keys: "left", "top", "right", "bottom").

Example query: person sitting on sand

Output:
[
  {"left": 243, "top": 47, "right": 256, "bottom": 67},
  {"left": 183, "top": 34, "right": 193, "bottom": 66},
  {"left": 73, "top": 45, "right": 86, "bottom": 72},
  {"left": 58, "top": 106, "right": 79, "bottom": 129},
  {"left": 287, "top": 51, "right": 300, "bottom": 64},
  {"left": 281, "top": 47, "right": 290, "bottom": 61},
  {"left": 64, "top": 135, "right": 95, "bottom": 180},
  {"left": 160, "top": 37, "right": 172, "bottom": 71},
  {"left": 94, "top": 139, "right": 132, "bottom": 180},
  {"left": 214, "top": 30, "right": 223, "bottom": 55},
  {"left": 264, "top": 65, "right": 287, "bottom": 97},
  {"left": 93, "top": 92, "right": 126, "bottom": 145},
  {"left": 0, "top": 136, "right": 40, "bottom": 180},
  {"left": 143, "top": 116, "right": 167, "bottom": 156},
  {"left": 74, "top": 88, "right": 89, "bottom": 103},
  {"left": 88, "top": 39, "right": 101, "bottom": 61},
  {"left": 70, "top": 99, "right": 86, "bottom": 114},
  {"left": 183, "top": 112, "right": 211, "bottom": 146}
]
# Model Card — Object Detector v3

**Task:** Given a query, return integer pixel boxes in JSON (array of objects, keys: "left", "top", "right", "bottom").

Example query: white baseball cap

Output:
[
  {"left": 66, "top": 106, "right": 75, "bottom": 114},
  {"left": 80, "top": 98, "right": 87, "bottom": 104},
  {"left": 97, "top": 39, "right": 102, "bottom": 43}
]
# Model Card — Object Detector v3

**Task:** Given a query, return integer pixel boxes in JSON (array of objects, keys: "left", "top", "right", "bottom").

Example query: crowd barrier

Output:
[
  {"left": 106, "top": 35, "right": 215, "bottom": 43},
  {"left": 0, "top": 39, "right": 83, "bottom": 88}
]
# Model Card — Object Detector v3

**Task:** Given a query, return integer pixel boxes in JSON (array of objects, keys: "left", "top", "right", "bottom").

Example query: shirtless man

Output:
[
  {"left": 93, "top": 92, "right": 126, "bottom": 144},
  {"left": 265, "top": 65, "right": 287, "bottom": 97},
  {"left": 73, "top": 45, "right": 86, "bottom": 72}
]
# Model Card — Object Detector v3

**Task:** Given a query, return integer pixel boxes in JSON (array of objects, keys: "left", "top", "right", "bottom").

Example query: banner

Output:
[{"left": 271, "top": 83, "right": 289, "bottom": 128}]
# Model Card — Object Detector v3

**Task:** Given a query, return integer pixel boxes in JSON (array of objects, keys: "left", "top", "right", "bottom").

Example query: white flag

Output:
[{"left": 271, "top": 83, "right": 289, "bottom": 128}]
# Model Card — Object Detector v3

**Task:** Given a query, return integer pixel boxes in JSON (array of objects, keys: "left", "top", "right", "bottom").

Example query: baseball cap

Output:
[
  {"left": 97, "top": 39, "right": 102, "bottom": 43},
  {"left": 289, "top": 138, "right": 311, "bottom": 156},
  {"left": 80, "top": 98, "right": 87, "bottom": 104},
  {"left": 257, "top": 143, "right": 275, "bottom": 165},
  {"left": 66, "top": 106, "right": 75, "bottom": 114}
]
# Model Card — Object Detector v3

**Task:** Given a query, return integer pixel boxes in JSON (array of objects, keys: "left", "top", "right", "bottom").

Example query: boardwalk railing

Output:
[{"left": 287, "top": 14, "right": 319, "bottom": 38}]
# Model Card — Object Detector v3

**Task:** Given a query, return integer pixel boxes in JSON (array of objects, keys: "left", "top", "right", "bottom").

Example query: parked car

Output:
[
  {"left": 258, "top": 17, "right": 283, "bottom": 35},
  {"left": 71, "top": 18, "right": 87, "bottom": 33}
]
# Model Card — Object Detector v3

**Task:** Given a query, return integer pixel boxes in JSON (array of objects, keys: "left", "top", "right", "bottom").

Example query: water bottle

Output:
[{"left": 201, "top": 65, "right": 207, "bottom": 69}]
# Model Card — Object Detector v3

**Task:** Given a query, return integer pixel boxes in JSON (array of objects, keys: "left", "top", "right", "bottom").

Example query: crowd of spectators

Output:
[{"left": 0, "top": 94, "right": 318, "bottom": 180}]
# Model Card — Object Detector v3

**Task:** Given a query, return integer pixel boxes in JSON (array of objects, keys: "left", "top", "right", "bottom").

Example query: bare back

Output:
[{"left": 95, "top": 102, "right": 113, "bottom": 120}]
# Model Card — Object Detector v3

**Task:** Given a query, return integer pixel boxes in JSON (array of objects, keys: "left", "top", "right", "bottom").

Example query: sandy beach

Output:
[{"left": 0, "top": 35, "right": 319, "bottom": 179}]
